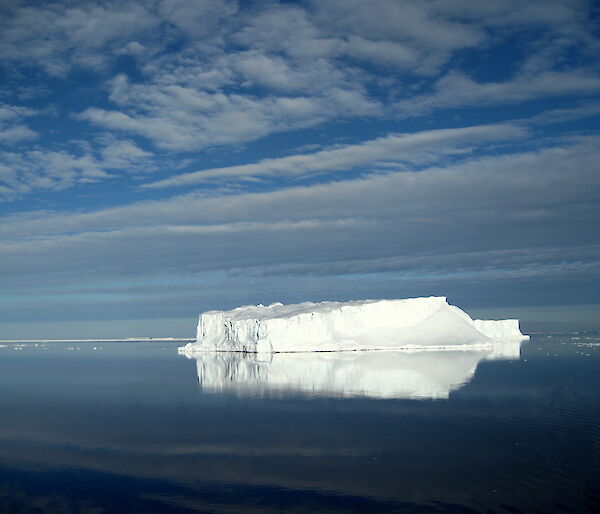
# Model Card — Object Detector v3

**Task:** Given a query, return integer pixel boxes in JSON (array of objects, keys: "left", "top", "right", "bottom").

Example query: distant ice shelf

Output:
[{"left": 179, "top": 296, "right": 528, "bottom": 354}]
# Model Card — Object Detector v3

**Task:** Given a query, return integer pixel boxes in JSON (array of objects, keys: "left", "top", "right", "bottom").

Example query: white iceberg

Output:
[
  {"left": 180, "top": 341, "right": 523, "bottom": 400},
  {"left": 179, "top": 296, "right": 528, "bottom": 354}
]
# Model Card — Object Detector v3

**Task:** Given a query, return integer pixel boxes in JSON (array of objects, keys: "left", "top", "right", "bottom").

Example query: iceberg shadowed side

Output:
[{"left": 180, "top": 297, "right": 528, "bottom": 354}]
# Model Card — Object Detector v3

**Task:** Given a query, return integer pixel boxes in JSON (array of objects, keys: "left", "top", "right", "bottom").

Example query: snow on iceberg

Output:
[
  {"left": 179, "top": 296, "right": 528, "bottom": 354},
  {"left": 180, "top": 341, "right": 523, "bottom": 400}
]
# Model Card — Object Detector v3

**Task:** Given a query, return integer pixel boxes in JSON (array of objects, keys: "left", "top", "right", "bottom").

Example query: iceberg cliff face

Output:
[
  {"left": 180, "top": 297, "right": 528, "bottom": 353},
  {"left": 473, "top": 319, "right": 524, "bottom": 340}
]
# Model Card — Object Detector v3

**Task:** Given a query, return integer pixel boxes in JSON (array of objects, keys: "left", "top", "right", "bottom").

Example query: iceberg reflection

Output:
[{"left": 180, "top": 341, "right": 523, "bottom": 400}]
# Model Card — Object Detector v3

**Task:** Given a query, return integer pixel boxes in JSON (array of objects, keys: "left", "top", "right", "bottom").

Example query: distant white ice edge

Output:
[{"left": 179, "top": 296, "right": 529, "bottom": 354}]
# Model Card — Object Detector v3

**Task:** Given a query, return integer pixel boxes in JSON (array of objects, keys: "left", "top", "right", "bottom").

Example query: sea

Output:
[{"left": 0, "top": 332, "right": 598, "bottom": 513}]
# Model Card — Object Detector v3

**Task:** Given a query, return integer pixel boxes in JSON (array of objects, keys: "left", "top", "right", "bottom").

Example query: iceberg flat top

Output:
[
  {"left": 203, "top": 298, "right": 421, "bottom": 320},
  {"left": 181, "top": 296, "right": 528, "bottom": 354}
]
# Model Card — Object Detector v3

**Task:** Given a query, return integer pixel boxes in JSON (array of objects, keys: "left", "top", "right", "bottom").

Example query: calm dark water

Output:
[{"left": 0, "top": 333, "right": 598, "bottom": 513}]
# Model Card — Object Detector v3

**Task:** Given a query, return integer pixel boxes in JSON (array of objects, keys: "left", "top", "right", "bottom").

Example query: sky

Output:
[{"left": 1, "top": 0, "right": 599, "bottom": 338}]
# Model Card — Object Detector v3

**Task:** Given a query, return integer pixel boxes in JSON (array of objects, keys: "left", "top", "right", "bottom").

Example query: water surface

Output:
[{"left": 0, "top": 333, "right": 598, "bottom": 513}]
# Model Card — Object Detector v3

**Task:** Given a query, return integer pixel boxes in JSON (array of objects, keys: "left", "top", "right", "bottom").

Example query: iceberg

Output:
[
  {"left": 179, "top": 296, "right": 528, "bottom": 354},
  {"left": 179, "top": 341, "right": 523, "bottom": 400}
]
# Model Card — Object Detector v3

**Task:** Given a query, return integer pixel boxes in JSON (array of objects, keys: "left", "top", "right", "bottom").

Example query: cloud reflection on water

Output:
[{"left": 181, "top": 341, "right": 523, "bottom": 400}]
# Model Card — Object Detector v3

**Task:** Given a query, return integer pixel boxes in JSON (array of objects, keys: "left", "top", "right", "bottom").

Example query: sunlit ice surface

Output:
[{"left": 181, "top": 297, "right": 528, "bottom": 354}]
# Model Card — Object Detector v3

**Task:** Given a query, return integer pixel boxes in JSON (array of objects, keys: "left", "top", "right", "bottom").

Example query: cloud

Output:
[
  {"left": 344, "top": 36, "right": 419, "bottom": 69},
  {"left": 100, "top": 140, "right": 153, "bottom": 169},
  {"left": 395, "top": 70, "right": 600, "bottom": 116},
  {"left": 0, "top": 103, "right": 37, "bottom": 145},
  {"left": 1, "top": 0, "right": 597, "bottom": 160},
  {"left": 527, "top": 102, "right": 600, "bottom": 126},
  {"left": 0, "top": 124, "right": 37, "bottom": 145},
  {"left": 79, "top": 77, "right": 379, "bottom": 151},
  {"left": 0, "top": 103, "right": 36, "bottom": 121},
  {"left": 158, "top": 0, "right": 238, "bottom": 38},
  {"left": 0, "top": 149, "right": 108, "bottom": 197},
  {"left": 68, "top": 0, "right": 597, "bottom": 154},
  {"left": 1, "top": 137, "right": 598, "bottom": 280},
  {"left": 0, "top": 1, "right": 160, "bottom": 75},
  {"left": 233, "top": 4, "right": 341, "bottom": 60},
  {"left": 144, "top": 123, "right": 527, "bottom": 187},
  {"left": 225, "top": 50, "right": 348, "bottom": 93},
  {"left": 312, "top": 0, "right": 484, "bottom": 70},
  {"left": 0, "top": 139, "right": 154, "bottom": 199},
  {"left": 0, "top": 0, "right": 599, "bottom": 323}
]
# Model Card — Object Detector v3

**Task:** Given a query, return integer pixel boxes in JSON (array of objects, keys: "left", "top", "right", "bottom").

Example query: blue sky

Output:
[{"left": 1, "top": 0, "right": 599, "bottom": 338}]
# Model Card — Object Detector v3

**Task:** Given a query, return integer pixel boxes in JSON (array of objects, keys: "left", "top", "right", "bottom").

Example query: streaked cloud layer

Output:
[{"left": 0, "top": 0, "right": 599, "bottom": 336}]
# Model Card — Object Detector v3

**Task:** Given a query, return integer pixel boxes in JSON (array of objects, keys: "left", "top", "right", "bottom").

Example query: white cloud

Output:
[
  {"left": 311, "top": 0, "right": 485, "bottom": 74},
  {"left": 1, "top": 0, "right": 596, "bottom": 162},
  {"left": 315, "top": 0, "right": 484, "bottom": 50},
  {"left": 0, "top": 125, "right": 37, "bottom": 145},
  {"left": 233, "top": 4, "right": 341, "bottom": 60},
  {"left": 114, "top": 40, "right": 147, "bottom": 58},
  {"left": 0, "top": 103, "right": 37, "bottom": 145},
  {"left": 0, "top": 149, "right": 107, "bottom": 197},
  {"left": 0, "top": 137, "right": 597, "bottom": 275},
  {"left": 528, "top": 102, "right": 600, "bottom": 126},
  {"left": 100, "top": 140, "right": 153, "bottom": 169},
  {"left": 144, "top": 123, "right": 527, "bottom": 187},
  {"left": 59, "top": 0, "right": 597, "bottom": 154},
  {"left": 2, "top": 134, "right": 599, "bottom": 323},
  {"left": 0, "top": 1, "right": 160, "bottom": 75},
  {"left": 395, "top": 69, "right": 600, "bottom": 116},
  {"left": 0, "top": 139, "right": 154, "bottom": 199},
  {"left": 158, "top": 0, "right": 237, "bottom": 38},
  {"left": 0, "top": 0, "right": 599, "bottom": 324},
  {"left": 80, "top": 75, "right": 378, "bottom": 151},
  {"left": 344, "top": 36, "right": 419, "bottom": 68},
  {"left": 0, "top": 104, "right": 36, "bottom": 121},
  {"left": 225, "top": 51, "right": 344, "bottom": 93}
]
